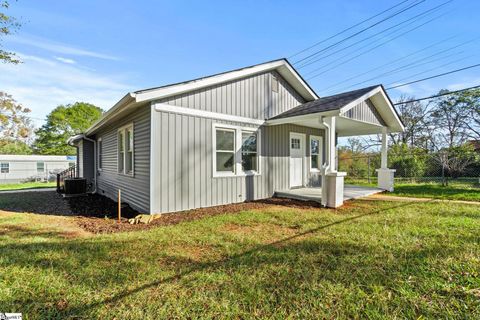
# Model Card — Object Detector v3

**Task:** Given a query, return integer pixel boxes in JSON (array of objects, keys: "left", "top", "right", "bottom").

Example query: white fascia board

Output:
[
  {"left": 136, "top": 60, "right": 318, "bottom": 103},
  {"left": 154, "top": 103, "right": 265, "bottom": 126},
  {"left": 339, "top": 86, "right": 404, "bottom": 133},
  {"left": 265, "top": 110, "right": 340, "bottom": 126},
  {"left": 338, "top": 86, "right": 382, "bottom": 114},
  {"left": 85, "top": 93, "right": 137, "bottom": 135}
]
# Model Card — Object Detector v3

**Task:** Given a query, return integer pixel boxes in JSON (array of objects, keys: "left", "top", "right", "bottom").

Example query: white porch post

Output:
[
  {"left": 376, "top": 126, "right": 396, "bottom": 191},
  {"left": 323, "top": 116, "right": 346, "bottom": 208}
]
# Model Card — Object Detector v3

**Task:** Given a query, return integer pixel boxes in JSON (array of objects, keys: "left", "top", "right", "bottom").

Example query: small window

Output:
[
  {"left": 118, "top": 124, "right": 134, "bottom": 175},
  {"left": 118, "top": 131, "right": 124, "bottom": 173},
  {"left": 310, "top": 136, "right": 322, "bottom": 170},
  {"left": 0, "top": 162, "right": 9, "bottom": 173},
  {"left": 272, "top": 75, "right": 279, "bottom": 93},
  {"left": 215, "top": 128, "right": 235, "bottom": 173},
  {"left": 69, "top": 162, "right": 76, "bottom": 168},
  {"left": 98, "top": 138, "right": 103, "bottom": 170},
  {"left": 291, "top": 138, "right": 301, "bottom": 149},
  {"left": 241, "top": 131, "right": 258, "bottom": 172},
  {"left": 36, "top": 162, "right": 45, "bottom": 173}
]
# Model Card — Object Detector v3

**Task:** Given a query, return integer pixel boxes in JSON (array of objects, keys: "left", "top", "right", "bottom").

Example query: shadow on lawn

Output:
[{"left": 3, "top": 199, "right": 455, "bottom": 318}]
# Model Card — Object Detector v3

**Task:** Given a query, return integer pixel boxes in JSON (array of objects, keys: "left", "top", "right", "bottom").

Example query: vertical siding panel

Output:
[
  {"left": 194, "top": 117, "right": 201, "bottom": 208},
  {"left": 175, "top": 115, "right": 182, "bottom": 211}
]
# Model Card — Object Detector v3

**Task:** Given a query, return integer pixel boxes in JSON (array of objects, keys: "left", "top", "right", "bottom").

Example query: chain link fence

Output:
[{"left": 339, "top": 151, "right": 480, "bottom": 187}]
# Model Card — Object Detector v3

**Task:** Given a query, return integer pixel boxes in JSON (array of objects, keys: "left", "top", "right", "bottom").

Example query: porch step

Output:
[{"left": 273, "top": 191, "right": 323, "bottom": 203}]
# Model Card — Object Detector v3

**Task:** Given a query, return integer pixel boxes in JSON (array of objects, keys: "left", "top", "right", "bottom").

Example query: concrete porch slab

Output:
[{"left": 274, "top": 185, "right": 384, "bottom": 204}]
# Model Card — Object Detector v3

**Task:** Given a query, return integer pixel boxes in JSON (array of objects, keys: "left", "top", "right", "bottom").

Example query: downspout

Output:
[{"left": 320, "top": 116, "right": 330, "bottom": 207}]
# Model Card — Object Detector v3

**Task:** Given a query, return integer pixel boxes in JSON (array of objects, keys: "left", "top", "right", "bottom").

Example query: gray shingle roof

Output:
[{"left": 270, "top": 85, "right": 381, "bottom": 120}]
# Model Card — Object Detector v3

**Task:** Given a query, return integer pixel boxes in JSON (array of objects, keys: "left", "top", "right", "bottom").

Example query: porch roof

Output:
[{"left": 267, "top": 85, "right": 405, "bottom": 136}]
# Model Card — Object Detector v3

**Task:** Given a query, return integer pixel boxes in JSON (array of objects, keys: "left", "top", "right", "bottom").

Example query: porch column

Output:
[
  {"left": 322, "top": 116, "right": 346, "bottom": 208},
  {"left": 376, "top": 127, "right": 396, "bottom": 191}
]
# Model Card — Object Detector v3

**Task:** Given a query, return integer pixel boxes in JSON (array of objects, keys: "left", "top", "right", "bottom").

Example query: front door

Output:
[{"left": 290, "top": 133, "right": 305, "bottom": 188}]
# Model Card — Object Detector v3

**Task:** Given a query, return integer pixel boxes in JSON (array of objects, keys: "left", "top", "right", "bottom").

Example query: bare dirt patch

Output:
[{"left": 75, "top": 198, "right": 323, "bottom": 234}]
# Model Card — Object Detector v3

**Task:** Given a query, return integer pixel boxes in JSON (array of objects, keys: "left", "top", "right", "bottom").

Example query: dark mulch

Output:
[
  {"left": 76, "top": 198, "right": 324, "bottom": 234},
  {"left": 0, "top": 190, "right": 138, "bottom": 218}
]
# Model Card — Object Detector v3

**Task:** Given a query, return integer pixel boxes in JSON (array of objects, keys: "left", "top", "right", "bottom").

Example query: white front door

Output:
[{"left": 290, "top": 133, "right": 305, "bottom": 188}]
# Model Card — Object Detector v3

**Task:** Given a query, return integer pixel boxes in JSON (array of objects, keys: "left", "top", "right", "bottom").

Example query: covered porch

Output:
[{"left": 267, "top": 85, "right": 404, "bottom": 208}]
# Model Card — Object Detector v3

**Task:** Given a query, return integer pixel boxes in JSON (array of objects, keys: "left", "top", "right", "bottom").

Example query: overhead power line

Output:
[
  {"left": 327, "top": 37, "right": 476, "bottom": 93},
  {"left": 299, "top": 0, "right": 451, "bottom": 70},
  {"left": 386, "top": 63, "right": 480, "bottom": 89},
  {"left": 288, "top": 0, "right": 412, "bottom": 59},
  {"left": 292, "top": 0, "right": 426, "bottom": 65},
  {"left": 307, "top": 11, "right": 451, "bottom": 80},
  {"left": 321, "top": 34, "right": 459, "bottom": 93},
  {"left": 393, "top": 84, "right": 480, "bottom": 104}
]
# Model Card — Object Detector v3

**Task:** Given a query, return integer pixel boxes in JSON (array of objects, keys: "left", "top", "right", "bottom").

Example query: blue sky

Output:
[{"left": 1, "top": 0, "right": 480, "bottom": 125}]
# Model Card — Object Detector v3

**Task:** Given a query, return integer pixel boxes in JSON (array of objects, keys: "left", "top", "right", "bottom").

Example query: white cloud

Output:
[
  {"left": 8, "top": 35, "right": 120, "bottom": 61},
  {"left": 0, "top": 53, "right": 133, "bottom": 127},
  {"left": 54, "top": 56, "right": 76, "bottom": 64}
]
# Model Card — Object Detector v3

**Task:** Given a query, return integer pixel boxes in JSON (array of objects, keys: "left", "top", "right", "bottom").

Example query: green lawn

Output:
[
  {"left": 391, "top": 183, "right": 480, "bottom": 202},
  {"left": 0, "top": 199, "right": 479, "bottom": 319},
  {"left": 0, "top": 181, "right": 56, "bottom": 191}
]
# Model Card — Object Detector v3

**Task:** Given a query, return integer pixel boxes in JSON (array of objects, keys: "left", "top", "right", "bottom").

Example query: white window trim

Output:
[
  {"left": 36, "top": 161, "right": 45, "bottom": 174},
  {"left": 117, "top": 123, "right": 134, "bottom": 177},
  {"left": 97, "top": 137, "right": 103, "bottom": 171},
  {"left": 309, "top": 135, "right": 323, "bottom": 172},
  {"left": 0, "top": 162, "right": 9, "bottom": 174},
  {"left": 212, "top": 123, "right": 261, "bottom": 178}
]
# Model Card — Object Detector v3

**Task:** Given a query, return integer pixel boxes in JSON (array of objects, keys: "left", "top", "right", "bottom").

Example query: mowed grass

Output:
[
  {"left": 0, "top": 200, "right": 479, "bottom": 319},
  {"left": 391, "top": 183, "right": 480, "bottom": 202},
  {"left": 0, "top": 181, "right": 56, "bottom": 191}
]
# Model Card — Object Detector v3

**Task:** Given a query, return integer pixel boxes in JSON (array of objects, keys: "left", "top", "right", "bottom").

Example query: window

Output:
[
  {"left": 215, "top": 128, "right": 235, "bottom": 173},
  {"left": 310, "top": 136, "right": 322, "bottom": 171},
  {"left": 69, "top": 162, "right": 76, "bottom": 168},
  {"left": 214, "top": 125, "right": 260, "bottom": 176},
  {"left": 0, "top": 162, "right": 9, "bottom": 173},
  {"left": 36, "top": 162, "right": 45, "bottom": 173},
  {"left": 291, "top": 138, "right": 301, "bottom": 149},
  {"left": 98, "top": 138, "right": 103, "bottom": 170},
  {"left": 241, "top": 131, "right": 257, "bottom": 172},
  {"left": 272, "top": 75, "right": 279, "bottom": 93},
  {"left": 118, "top": 124, "right": 134, "bottom": 175}
]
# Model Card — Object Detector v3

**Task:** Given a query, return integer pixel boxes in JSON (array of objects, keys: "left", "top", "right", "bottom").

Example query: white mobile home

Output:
[
  {"left": 0, "top": 154, "right": 76, "bottom": 184},
  {"left": 67, "top": 59, "right": 404, "bottom": 213}
]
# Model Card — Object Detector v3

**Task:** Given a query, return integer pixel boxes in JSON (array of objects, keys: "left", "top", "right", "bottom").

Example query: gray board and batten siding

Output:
[
  {"left": 85, "top": 70, "right": 324, "bottom": 214},
  {"left": 150, "top": 70, "right": 324, "bottom": 214},
  {"left": 93, "top": 105, "right": 151, "bottom": 213},
  {"left": 343, "top": 99, "right": 386, "bottom": 126}
]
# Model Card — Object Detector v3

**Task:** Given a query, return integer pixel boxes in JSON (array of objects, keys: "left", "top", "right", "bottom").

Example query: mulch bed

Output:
[{"left": 75, "top": 198, "right": 323, "bottom": 234}]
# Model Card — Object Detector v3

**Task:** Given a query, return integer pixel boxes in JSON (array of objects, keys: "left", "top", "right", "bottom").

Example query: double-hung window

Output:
[
  {"left": 241, "top": 131, "right": 257, "bottom": 172},
  {"left": 215, "top": 128, "right": 236, "bottom": 174},
  {"left": 0, "top": 162, "right": 9, "bottom": 173},
  {"left": 118, "top": 124, "right": 134, "bottom": 175},
  {"left": 98, "top": 138, "right": 103, "bottom": 170},
  {"left": 214, "top": 125, "right": 260, "bottom": 177},
  {"left": 310, "top": 136, "right": 322, "bottom": 171},
  {"left": 36, "top": 162, "right": 45, "bottom": 173}
]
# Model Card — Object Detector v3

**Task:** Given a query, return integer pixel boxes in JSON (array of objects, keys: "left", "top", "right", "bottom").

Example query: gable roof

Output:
[
  {"left": 85, "top": 59, "right": 318, "bottom": 135},
  {"left": 269, "top": 85, "right": 380, "bottom": 120},
  {"left": 268, "top": 85, "right": 404, "bottom": 133}
]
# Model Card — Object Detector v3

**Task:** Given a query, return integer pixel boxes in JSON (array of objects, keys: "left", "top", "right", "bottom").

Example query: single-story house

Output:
[
  {"left": 67, "top": 58, "right": 403, "bottom": 213},
  {"left": 0, "top": 154, "right": 76, "bottom": 184}
]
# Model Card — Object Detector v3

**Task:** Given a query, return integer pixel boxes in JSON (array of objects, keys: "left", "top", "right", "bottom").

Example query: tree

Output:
[
  {"left": 33, "top": 102, "right": 103, "bottom": 155},
  {"left": 428, "top": 89, "right": 471, "bottom": 150},
  {"left": 461, "top": 88, "right": 480, "bottom": 140},
  {"left": 0, "top": 91, "right": 33, "bottom": 142},
  {"left": 390, "top": 95, "right": 430, "bottom": 149},
  {"left": 0, "top": 1, "right": 21, "bottom": 64},
  {"left": 0, "top": 139, "right": 31, "bottom": 154}
]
